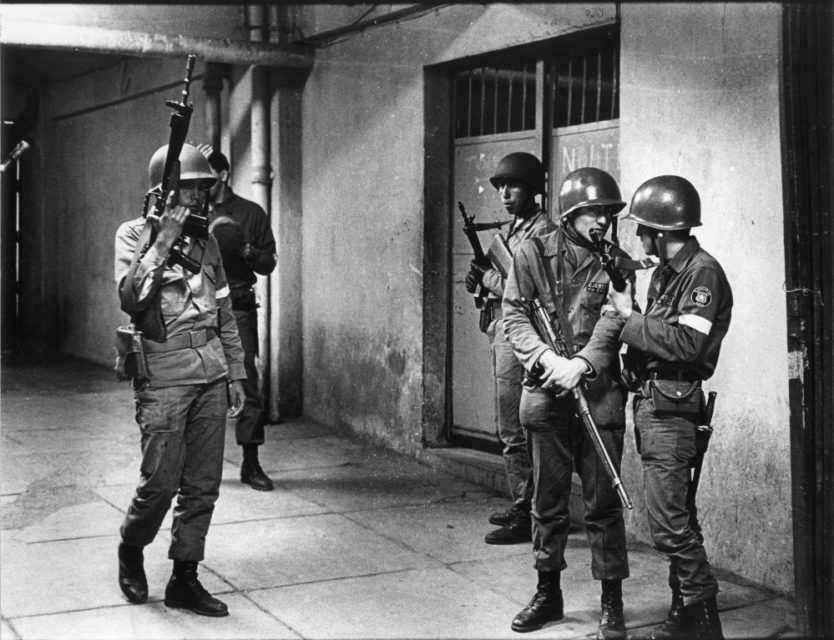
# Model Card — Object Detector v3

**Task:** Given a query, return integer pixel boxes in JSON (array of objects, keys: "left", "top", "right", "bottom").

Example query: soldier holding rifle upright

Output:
[
  {"left": 601, "top": 176, "right": 732, "bottom": 640},
  {"left": 463, "top": 152, "right": 556, "bottom": 545},
  {"left": 502, "top": 167, "right": 634, "bottom": 638},
  {"left": 113, "top": 58, "right": 246, "bottom": 618}
]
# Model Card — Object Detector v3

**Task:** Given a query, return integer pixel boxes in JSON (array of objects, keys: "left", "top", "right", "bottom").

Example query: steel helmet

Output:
[
  {"left": 148, "top": 143, "right": 216, "bottom": 191},
  {"left": 558, "top": 167, "right": 625, "bottom": 220},
  {"left": 489, "top": 152, "right": 546, "bottom": 194},
  {"left": 623, "top": 175, "right": 702, "bottom": 230}
]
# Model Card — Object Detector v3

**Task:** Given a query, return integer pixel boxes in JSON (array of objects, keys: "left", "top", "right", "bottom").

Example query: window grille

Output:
[
  {"left": 454, "top": 62, "right": 536, "bottom": 138},
  {"left": 550, "top": 35, "right": 619, "bottom": 128}
]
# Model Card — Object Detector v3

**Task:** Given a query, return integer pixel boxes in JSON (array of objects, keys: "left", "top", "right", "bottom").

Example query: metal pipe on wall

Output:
[
  {"left": 203, "top": 63, "right": 224, "bottom": 151},
  {"left": 245, "top": 4, "right": 275, "bottom": 418},
  {"left": 0, "top": 20, "right": 313, "bottom": 70}
]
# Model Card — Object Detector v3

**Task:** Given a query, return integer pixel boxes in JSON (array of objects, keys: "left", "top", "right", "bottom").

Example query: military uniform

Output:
[
  {"left": 115, "top": 218, "right": 246, "bottom": 561},
  {"left": 619, "top": 236, "right": 732, "bottom": 607},
  {"left": 502, "top": 226, "right": 630, "bottom": 580},
  {"left": 480, "top": 206, "right": 556, "bottom": 510}
]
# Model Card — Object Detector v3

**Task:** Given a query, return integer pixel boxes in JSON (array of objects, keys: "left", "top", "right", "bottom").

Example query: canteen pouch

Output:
[
  {"left": 648, "top": 379, "right": 703, "bottom": 417},
  {"left": 114, "top": 326, "right": 149, "bottom": 381}
]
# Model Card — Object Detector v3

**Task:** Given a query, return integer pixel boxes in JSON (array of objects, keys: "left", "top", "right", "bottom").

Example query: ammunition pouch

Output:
[
  {"left": 646, "top": 378, "right": 704, "bottom": 418},
  {"left": 114, "top": 326, "right": 150, "bottom": 381}
]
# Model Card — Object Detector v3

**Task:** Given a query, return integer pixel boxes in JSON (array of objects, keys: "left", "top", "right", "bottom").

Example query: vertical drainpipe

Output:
[
  {"left": 203, "top": 63, "right": 224, "bottom": 151},
  {"left": 246, "top": 4, "right": 274, "bottom": 416}
]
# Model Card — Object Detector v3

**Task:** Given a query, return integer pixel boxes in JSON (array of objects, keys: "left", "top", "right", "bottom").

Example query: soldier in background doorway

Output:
[
  {"left": 465, "top": 152, "right": 556, "bottom": 545},
  {"left": 502, "top": 168, "right": 633, "bottom": 638},
  {"left": 604, "top": 176, "right": 732, "bottom": 640},
  {"left": 200, "top": 146, "right": 277, "bottom": 492}
]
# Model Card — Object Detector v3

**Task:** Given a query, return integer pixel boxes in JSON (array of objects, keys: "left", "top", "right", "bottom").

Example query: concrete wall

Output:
[
  {"left": 28, "top": 57, "right": 212, "bottom": 360},
  {"left": 617, "top": 3, "right": 791, "bottom": 593},
  {"left": 297, "top": 3, "right": 619, "bottom": 451}
]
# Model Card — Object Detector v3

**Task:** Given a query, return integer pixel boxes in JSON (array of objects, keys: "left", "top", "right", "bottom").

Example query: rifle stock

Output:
[{"left": 528, "top": 297, "right": 633, "bottom": 510}]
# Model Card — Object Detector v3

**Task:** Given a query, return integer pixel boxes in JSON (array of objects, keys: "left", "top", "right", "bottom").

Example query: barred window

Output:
[
  {"left": 454, "top": 62, "right": 536, "bottom": 138},
  {"left": 550, "top": 35, "right": 619, "bottom": 127}
]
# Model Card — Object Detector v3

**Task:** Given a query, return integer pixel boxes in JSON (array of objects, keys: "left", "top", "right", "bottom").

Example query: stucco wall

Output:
[
  {"left": 298, "top": 3, "right": 618, "bottom": 451},
  {"left": 618, "top": 3, "right": 792, "bottom": 592},
  {"left": 31, "top": 57, "right": 214, "bottom": 362}
]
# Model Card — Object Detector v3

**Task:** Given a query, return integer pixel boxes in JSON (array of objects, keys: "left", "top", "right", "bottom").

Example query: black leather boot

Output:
[
  {"left": 118, "top": 542, "right": 148, "bottom": 604},
  {"left": 489, "top": 504, "right": 524, "bottom": 527},
  {"left": 241, "top": 444, "right": 274, "bottom": 491},
  {"left": 597, "top": 579, "right": 625, "bottom": 640},
  {"left": 511, "top": 571, "right": 564, "bottom": 633},
  {"left": 164, "top": 560, "right": 229, "bottom": 617},
  {"left": 485, "top": 506, "right": 532, "bottom": 545},
  {"left": 650, "top": 585, "right": 686, "bottom": 640},
  {"left": 692, "top": 596, "right": 724, "bottom": 640}
]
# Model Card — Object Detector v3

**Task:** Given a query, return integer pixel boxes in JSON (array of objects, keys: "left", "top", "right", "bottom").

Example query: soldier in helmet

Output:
[
  {"left": 465, "top": 152, "right": 556, "bottom": 545},
  {"left": 502, "top": 167, "right": 634, "bottom": 638},
  {"left": 602, "top": 176, "right": 732, "bottom": 640},
  {"left": 114, "top": 143, "right": 247, "bottom": 617}
]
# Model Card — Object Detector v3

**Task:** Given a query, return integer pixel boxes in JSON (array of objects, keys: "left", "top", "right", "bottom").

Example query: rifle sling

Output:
[{"left": 531, "top": 235, "right": 577, "bottom": 354}]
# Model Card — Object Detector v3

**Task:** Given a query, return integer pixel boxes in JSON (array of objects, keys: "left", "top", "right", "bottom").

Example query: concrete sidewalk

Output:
[{"left": 1, "top": 354, "right": 798, "bottom": 639}]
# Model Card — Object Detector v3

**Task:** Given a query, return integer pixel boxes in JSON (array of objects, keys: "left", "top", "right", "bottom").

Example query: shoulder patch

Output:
[{"left": 691, "top": 286, "right": 712, "bottom": 308}]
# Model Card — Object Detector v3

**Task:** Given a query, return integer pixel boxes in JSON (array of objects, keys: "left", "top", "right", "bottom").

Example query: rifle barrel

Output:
[{"left": 529, "top": 298, "right": 633, "bottom": 510}]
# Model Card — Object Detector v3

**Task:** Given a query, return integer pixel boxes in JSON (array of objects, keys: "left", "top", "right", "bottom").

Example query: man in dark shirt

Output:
[{"left": 201, "top": 147, "right": 277, "bottom": 491}]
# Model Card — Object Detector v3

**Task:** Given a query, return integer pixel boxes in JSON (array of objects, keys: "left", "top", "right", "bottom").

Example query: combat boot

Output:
[
  {"left": 164, "top": 560, "right": 229, "bottom": 617},
  {"left": 117, "top": 542, "right": 148, "bottom": 604},
  {"left": 597, "top": 579, "right": 626, "bottom": 639},
  {"left": 511, "top": 571, "right": 564, "bottom": 633},
  {"left": 489, "top": 503, "right": 526, "bottom": 527},
  {"left": 649, "top": 585, "right": 687, "bottom": 640},
  {"left": 485, "top": 506, "right": 532, "bottom": 545},
  {"left": 241, "top": 444, "right": 274, "bottom": 491},
  {"left": 692, "top": 596, "right": 724, "bottom": 640}
]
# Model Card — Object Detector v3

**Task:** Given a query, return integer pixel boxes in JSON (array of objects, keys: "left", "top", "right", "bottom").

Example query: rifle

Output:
[
  {"left": 526, "top": 297, "right": 633, "bottom": 510},
  {"left": 457, "top": 201, "right": 512, "bottom": 306},
  {"left": 687, "top": 390, "right": 717, "bottom": 538},
  {"left": 589, "top": 228, "right": 659, "bottom": 292},
  {"left": 142, "top": 55, "right": 206, "bottom": 274},
  {"left": 486, "top": 233, "right": 513, "bottom": 279}
]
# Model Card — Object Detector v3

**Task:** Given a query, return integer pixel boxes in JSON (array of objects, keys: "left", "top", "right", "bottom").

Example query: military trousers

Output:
[
  {"left": 520, "top": 386, "right": 629, "bottom": 578},
  {"left": 634, "top": 395, "right": 718, "bottom": 606},
  {"left": 120, "top": 378, "right": 227, "bottom": 561},
  {"left": 232, "top": 306, "right": 265, "bottom": 446},
  {"left": 489, "top": 316, "right": 533, "bottom": 507}
]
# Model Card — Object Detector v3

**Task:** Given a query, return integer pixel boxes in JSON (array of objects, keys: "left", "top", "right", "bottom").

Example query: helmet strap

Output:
[
  {"left": 656, "top": 232, "right": 668, "bottom": 267},
  {"left": 610, "top": 216, "right": 619, "bottom": 247}
]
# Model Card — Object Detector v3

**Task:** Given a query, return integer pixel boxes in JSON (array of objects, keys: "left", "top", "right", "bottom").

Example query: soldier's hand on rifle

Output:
[
  {"left": 155, "top": 191, "right": 189, "bottom": 248},
  {"left": 537, "top": 350, "right": 571, "bottom": 396},
  {"left": 464, "top": 268, "right": 482, "bottom": 293},
  {"left": 607, "top": 280, "right": 633, "bottom": 319},
  {"left": 465, "top": 259, "right": 488, "bottom": 293}
]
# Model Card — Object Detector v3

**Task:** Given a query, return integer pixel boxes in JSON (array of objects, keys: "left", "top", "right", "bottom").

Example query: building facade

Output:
[{"left": 1, "top": 3, "right": 831, "bottom": 633}]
